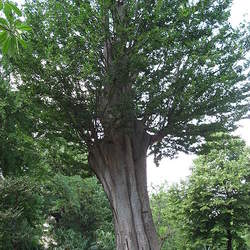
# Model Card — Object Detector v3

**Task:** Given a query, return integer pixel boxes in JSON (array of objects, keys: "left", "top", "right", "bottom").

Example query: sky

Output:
[
  {"left": 148, "top": 0, "right": 250, "bottom": 187},
  {"left": 147, "top": 120, "right": 250, "bottom": 187}
]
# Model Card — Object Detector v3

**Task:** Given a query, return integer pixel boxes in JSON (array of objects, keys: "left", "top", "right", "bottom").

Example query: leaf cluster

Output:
[{"left": 0, "top": 0, "right": 31, "bottom": 55}]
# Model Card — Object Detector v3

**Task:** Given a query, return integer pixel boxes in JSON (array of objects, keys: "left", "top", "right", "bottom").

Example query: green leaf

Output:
[
  {"left": 0, "top": 17, "right": 9, "bottom": 27},
  {"left": 14, "top": 19, "right": 22, "bottom": 26},
  {"left": 7, "top": 2, "right": 22, "bottom": 17},
  {"left": 0, "top": 1, "right": 3, "bottom": 10},
  {"left": 18, "top": 37, "right": 27, "bottom": 48},
  {"left": 0, "top": 31, "right": 8, "bottom": 44},
  {"left": 16, "top": 24, "right": 32, "bottom": 32},
  {"left": 2, "top": 35, "right": 10, "bottom": 54},
  {"left": 3, "top": 3, "right": 13, "bottom": 23},
  {"left": 8, "top": 35, "right": 16, "bottom": 55}
]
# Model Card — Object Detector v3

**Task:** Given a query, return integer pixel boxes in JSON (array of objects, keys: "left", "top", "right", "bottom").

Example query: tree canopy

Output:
[{"left": 9, "top": 0, "right": 249, "bottom": 160}]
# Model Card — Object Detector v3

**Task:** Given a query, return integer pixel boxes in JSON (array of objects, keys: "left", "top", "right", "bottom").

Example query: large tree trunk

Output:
[{"left": 88, "top": 124, "right": 160, "bottom": 250}]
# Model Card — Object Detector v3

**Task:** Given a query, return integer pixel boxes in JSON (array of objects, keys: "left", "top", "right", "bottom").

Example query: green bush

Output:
[
  {"left": 0, "top": 176, "right": 44, "bottom": 250},
  {"left": 45, "top": 175, "right": 114, "bottom": 249}
]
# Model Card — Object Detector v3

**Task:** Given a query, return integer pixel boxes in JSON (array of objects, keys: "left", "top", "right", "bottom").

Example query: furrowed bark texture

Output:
[{"left": 89, "top": 123, "right": 160, "bottom": 250}]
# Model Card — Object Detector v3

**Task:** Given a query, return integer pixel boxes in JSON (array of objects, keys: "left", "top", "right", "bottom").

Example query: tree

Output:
[
  {"left": 182, "top": 134, "right": 250, "bottom": 250},
  {"left": 8, "top": 0, "right": 250, "bottom": 248},
  {"left": 151, "top": 135, "right": 250, "bottom": 250},
  {"left": 150, "top": 183, "right": 172, "bottom": 249}
]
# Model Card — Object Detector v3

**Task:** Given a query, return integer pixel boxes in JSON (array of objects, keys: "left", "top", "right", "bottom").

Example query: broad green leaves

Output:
[{"left": 0, "top": 0, "right": 31, "bottom": 55}]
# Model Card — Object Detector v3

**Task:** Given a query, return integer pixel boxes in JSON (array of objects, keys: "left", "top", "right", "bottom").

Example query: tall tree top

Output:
[{"left": 7, "top": 0, "right": 250, "bottom": 161}]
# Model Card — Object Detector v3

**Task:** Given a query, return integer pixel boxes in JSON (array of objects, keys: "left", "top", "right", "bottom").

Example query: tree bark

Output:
[{"left": 88, "top": 124, "right": 160, "bottom": 250}]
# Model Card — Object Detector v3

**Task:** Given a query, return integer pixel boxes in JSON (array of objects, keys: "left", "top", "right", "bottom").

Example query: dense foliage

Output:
[
  {"left": 151, "top": 135, "right": 250, "bottom": 250},
  {"left": 0, "top": 79, "right": 39, "bottom": 176},
  {"left": 0, "top": 78, "right": 114, "bottom": 249},
  {"left": 151, "top": 183, "right": 187, "bottom": 249},
  {"left": 0, "top": 176, "right": 44, "bottom": 249},
  {"left": 183, "top": 135, "right": 250, "bottom": 249},
  {"left": 44, "top": 175, "right": 114, "bottom": 250},
  {"left": 0, "top": 175, "right": 114, "bottom": 250}
]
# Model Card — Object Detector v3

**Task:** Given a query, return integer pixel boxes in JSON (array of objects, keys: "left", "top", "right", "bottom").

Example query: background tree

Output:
[
  {"left": 6, "top": 0, "right": 250, "bottom": 248},
  {"left": 158, "top": 134, "right": 250, "bottom": 250},
  {"left": 151, "top": 135, "right": 250, "bottom": 250},
  {"left": 183, "top": 134, "right": 250, "bottom": 250}
]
